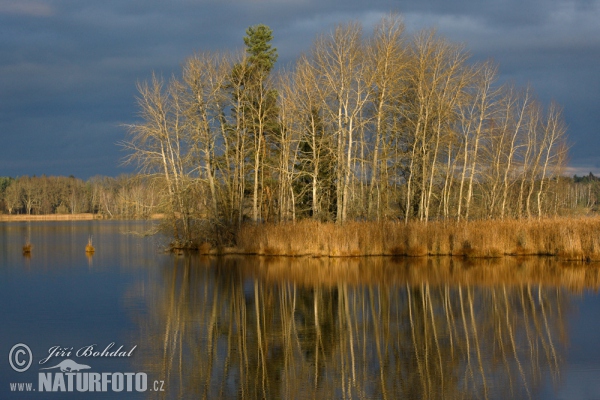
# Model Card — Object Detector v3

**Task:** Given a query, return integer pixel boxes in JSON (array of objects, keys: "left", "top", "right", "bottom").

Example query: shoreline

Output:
[
  {"left": 7, "top": 214, "right": 600, "bottom": 262},
  {"left": 0, "top": 213, "right": 99, "bottom": 222},
  {"left": 196, "top": 248, "right": 590, "bottom": 260},
  {"left": 0, "top": 213, "right": 165, "bottom": 222}
]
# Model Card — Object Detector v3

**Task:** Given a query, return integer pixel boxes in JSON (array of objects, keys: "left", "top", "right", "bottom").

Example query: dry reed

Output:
[
  {"left": 85, "top": 236, "right": 95, "bottom": 254},
  {"left": 22, "top": 240, "right": 32, "bottom": 255},
  {"left": 234, "top": 217, "right": 600, "bottom": 260}
]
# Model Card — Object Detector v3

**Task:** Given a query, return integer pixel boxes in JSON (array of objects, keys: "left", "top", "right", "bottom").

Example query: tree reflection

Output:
[{"left": 134, "top": 256, "right": 581, "bottom": 399}]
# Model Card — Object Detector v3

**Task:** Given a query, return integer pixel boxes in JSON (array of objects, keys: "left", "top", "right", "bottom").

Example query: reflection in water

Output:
[
  {"left": 0, "top": 220, "right": 162, "bottom": 272},
  {"left": 86, "top": 253, "right": 94, "bottom": 268},
  {"left": 135, "top": 256, "right": 582, "bottom": 400}
]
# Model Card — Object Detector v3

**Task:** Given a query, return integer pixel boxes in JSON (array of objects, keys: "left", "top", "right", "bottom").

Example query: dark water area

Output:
[{"left": 2, "top": 221, "right": 600, "bottom": 399}]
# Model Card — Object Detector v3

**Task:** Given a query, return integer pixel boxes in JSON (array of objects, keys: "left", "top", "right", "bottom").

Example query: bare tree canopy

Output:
[{"left": 118, "top": 15, "right": 570, "bottom": 246}]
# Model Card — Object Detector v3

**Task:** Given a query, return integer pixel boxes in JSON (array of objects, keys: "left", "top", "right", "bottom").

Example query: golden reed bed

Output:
[{"left": 231, "top": 217, "right": 600, "bottom": 261}]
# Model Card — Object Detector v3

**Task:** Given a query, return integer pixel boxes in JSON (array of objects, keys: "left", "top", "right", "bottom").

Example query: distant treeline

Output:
[
  {"left": 0, "top": 175, "right": 161, "bottom": 218},
  {"left": 0, "top": 173, "right": 599, "bottom": 222}
]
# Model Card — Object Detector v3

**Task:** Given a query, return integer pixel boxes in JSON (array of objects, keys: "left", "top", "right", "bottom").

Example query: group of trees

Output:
[
  {"left": 0, "top": 175, "right": 160, "bottom": 218},
  {"left": 124, "top": 15, "right": 569, "bottom": 245},
  {"left": 560, "top": 173, "right": 600, "bottom": 212}
]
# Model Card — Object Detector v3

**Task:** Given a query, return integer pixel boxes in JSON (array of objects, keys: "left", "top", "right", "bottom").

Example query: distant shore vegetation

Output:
[
  {"left": 0, "top": 172, "right": 598, "bottom": 221},
  {"left": 0, "top": 174, "right": 158, "bottom": 219},
  {"left": 2, "top": 15, "right": 598, "bottom": 255}
]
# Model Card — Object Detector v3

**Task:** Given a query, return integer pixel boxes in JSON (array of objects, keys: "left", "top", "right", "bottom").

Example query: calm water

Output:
[{"left": 2, "top": 221, "right": 600, "bottom": 399}]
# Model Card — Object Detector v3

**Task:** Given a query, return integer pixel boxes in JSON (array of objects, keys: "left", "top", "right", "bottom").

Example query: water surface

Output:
[{"left": 2, "top": 221, "right": 600, "bottom": 399}]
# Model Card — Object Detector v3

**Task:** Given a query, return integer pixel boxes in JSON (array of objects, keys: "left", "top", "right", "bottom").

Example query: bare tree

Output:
[
  {"left": 123, "top": 74, "right": 193, "bottom": 246},
  {"left": 365, "top": 14, "right": 408, "bottom": 220},
  {"left": 456, "top": 62, "right": 499, "bottom": 220},
  {"left": 4, "top": 179, "right": 22, "bottom": 214},
  {"left": 402, "top": 30, "right": 472, "bottom": 222},
  {"left": 311, "top": 22, "right": 370, "bottom": 223},
  {"left": 179, "top": 52, "right": 229, "bottom": 220},
  {"left": 535, "top": 102, "right": 568, "bottom": 217}
]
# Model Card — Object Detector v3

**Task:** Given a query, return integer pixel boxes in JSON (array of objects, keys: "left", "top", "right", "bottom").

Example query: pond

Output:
[{"left": 2, "top": 221, "right": 600, "bottom": 399}]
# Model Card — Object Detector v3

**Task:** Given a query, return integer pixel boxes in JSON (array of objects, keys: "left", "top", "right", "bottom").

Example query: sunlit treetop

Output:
[{"left": 243, "top": 24, "right": 278, "bottom": 73}]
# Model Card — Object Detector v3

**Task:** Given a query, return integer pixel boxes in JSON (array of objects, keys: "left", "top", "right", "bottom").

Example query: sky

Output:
[{"left": 1, "top": 0, "right": 599, "bottom": 179}]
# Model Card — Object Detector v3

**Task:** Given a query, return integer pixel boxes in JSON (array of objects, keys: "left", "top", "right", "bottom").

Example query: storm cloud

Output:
[{"left": 1, "top": 0, "right": 599, "bottom": 178}]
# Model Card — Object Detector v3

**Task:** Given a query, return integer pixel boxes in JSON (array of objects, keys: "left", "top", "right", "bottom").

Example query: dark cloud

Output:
[{"left": 1, "top": 0, "right": 599, "bottom": 178}]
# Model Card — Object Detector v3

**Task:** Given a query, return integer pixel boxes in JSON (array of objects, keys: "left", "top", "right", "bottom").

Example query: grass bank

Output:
[{"left": 226, "top": 217, "right": 600, "bottom": 261}]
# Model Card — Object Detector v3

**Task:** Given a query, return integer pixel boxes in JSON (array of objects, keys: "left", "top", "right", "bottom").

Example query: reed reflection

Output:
[{"left": 135, "top": 256, "right": 588, "bottom": 400}]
